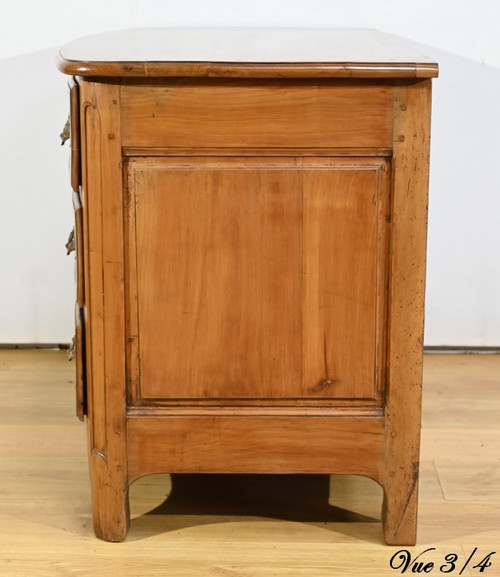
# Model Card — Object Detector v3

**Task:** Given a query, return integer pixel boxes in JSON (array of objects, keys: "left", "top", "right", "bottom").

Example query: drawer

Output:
[
  {"left": 69, "top": 78, "right": 80, "bottom": 192},
  {"left": 72, "top": 191, "right": 84, "bottom": 308},
  {"left": 74, "top": 303, "right": 86, "bottom": 421},
  {"left": 121, "top": 80, "right": 393, "bottom": 149}
]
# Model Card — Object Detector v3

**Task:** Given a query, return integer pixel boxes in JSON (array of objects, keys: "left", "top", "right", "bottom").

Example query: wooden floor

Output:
[{"left": 0, "top": 350, "right": 499, "bottom": 576}]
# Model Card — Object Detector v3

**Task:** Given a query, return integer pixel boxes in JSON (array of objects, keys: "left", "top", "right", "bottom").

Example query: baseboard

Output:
[
  {"left": 424, "top": 346, "right": 500, "bottom": 354},
  {"left": 0, "top": 343, "right": 70, "bottom": 350}
]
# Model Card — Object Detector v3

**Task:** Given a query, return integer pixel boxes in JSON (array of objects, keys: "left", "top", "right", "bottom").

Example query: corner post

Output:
[
  {"left": 80, "top": 78, "right": 129, "bottom": 541},
  {"left": 383, "top": 79, "right": 432, "bottom": 545}
]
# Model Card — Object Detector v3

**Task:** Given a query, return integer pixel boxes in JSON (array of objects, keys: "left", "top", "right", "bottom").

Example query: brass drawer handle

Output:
[
  {"left": 60, "top": 115, "right": 70, "bottom": 145},
  {"left": 68, "top": 335, "right": 76, "bottom": 360},
  {"left": 66, "top": 227, "right": 75, "bottom": 255}
]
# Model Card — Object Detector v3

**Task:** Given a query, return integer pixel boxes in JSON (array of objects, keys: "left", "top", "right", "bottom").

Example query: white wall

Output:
[{"left": 0, "top": 1, "right": 499, "bottom": 346}]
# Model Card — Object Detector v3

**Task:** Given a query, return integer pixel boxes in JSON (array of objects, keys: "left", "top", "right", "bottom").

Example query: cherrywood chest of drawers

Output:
[{"left": 58, "top": 28, "right": 438, "bottom": 544}]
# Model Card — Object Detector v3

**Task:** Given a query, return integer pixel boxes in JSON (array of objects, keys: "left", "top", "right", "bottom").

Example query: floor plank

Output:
[{"left": 0, "top": 350, "right": 499, "bottom": 575}]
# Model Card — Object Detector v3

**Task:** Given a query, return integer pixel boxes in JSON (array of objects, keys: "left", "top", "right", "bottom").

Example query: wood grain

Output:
[
  {"left": 382, "top": 80, "right": 433, "bottom": 545},
  {"left": 302, "top": 161, "right": 390, "bottom": 400},
  {"left": 130, "top": 159, "right": 301, "bottom": 400},
  {"left": 72, "top": 191, "right": 84, "bottom": 308},
  {"left": 68, "top": 77, "right": 80, "bottom": 192},
  {"left": 74, "top": 304, "right": 85, "bottom": 421},
  {"left": 61, "top": 36, "right": 436, "bottom": 544},
  {"left": 56, "top": 27, "right": 438, "bottom": 79},
  {"left": 121, "top": 80, "right": 393, "bottom": 149},
  {"left": 127, "top": 415, "right": 384, "bottom": 482},
  {"left": 123, "top": 146, "right": 393, "bottom": 158},
  {"left": 79, "top": 79, "right": 129, "bottom": 541},
  {"left": 125, "top": 158, "right": 389, "bottom": 403},
  {"left": 60, "top": 59, "right": 439, "bottom": 79}
]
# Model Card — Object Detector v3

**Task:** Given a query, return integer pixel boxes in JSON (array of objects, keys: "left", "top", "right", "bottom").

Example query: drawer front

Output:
[
  {"left": 69, "top": 78, "right": 81, "bottom": 192},
  {"left": 72, "top": 190, "right": 86, "bottom": 421},
  {"left": 74, "top": 304, "right": 86, "bottom": 421},
  {"left": 121, "top": 80, "right": 393, "bottom": 149},
  {"left": 72, "top": 191, "right": 84, "bottom": 308}
]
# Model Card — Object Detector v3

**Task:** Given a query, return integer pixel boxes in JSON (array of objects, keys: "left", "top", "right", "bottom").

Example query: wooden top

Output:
[{"left": 57, "top": 28, "right": 438, "bottom": 79}]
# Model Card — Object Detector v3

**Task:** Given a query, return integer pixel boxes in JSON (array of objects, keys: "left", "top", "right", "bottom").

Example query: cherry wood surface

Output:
[
  {"left": 120, "top": 80, "right": 393, "bottom": 149},
  {"left": 78, "top": 80, "right": 129, "bottom": 541},
  {"left": 60, "top": 28, "right": 437, "bottom": 544},
  {"left": 57, "top": 27, "right": 438, "bottom": 79},
  {"left": 126, "top": 415, "right": 385, "bottom": 483},
  {"left": 382, "top": 80, "right": 433, "bottom": 545},
  {"left": 69, "top": 79, "right": 80, "bottom": 192},
  {"left": 125, "top": 157, "right": 389, "bottom": 404}
]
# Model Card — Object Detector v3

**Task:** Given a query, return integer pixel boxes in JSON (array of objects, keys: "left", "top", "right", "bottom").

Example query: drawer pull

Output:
[
  {"left": 66, "top": 227, "right": 75, "bottom": 255},
  {"left": 60, "top": 115, "right": 70, "bottom": 145},
  {"left": 68, "top": 335, "right": 76, "bottom": 360}
]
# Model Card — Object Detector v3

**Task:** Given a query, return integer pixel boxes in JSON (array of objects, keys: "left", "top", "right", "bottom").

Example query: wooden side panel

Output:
[
  {"left": 302, "top": 164, "right": 390, "bottom": 400},
  {"left": 128, "top": 159, "right": 302, "bottom": 400},
  {"left": 121, "top": 81, "right": 393, "bottom": 149},
  {"left": 382, "top": 80, "right": 432, "bottom": 545},
  {"left": 127, "top": 415, "right": 384, "bottom": 481},
  {"left": 126, "top": 158, "right": 389, "bottom": 403}
]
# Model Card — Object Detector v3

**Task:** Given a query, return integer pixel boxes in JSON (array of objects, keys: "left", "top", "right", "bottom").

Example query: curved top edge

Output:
[
  {"left": 57, "top": 58, "right": 439, "bottom": 79},
  {"left": 57, "top": 28, "right": 438, "bottom": 79}
]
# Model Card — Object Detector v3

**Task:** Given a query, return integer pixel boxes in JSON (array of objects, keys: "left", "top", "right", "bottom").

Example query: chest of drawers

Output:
[{"left": 58, "top": 28, "right": 437, "bottom": 544}]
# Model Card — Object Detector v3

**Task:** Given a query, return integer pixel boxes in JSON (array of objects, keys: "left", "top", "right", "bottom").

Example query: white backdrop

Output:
[{"left": 0, "top": 0, "right": 499, "bottom": 346}]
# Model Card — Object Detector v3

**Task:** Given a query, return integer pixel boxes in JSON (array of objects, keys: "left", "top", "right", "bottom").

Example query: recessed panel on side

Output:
[
  {"left": 125, "top": 158, "right": 389, "bottom": 403},
  {"left": 302, "top": 164, "right": 389, "bottom": 400},
  {"left": 128, "top": 159, "right": 303, "bottom": 400}
]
